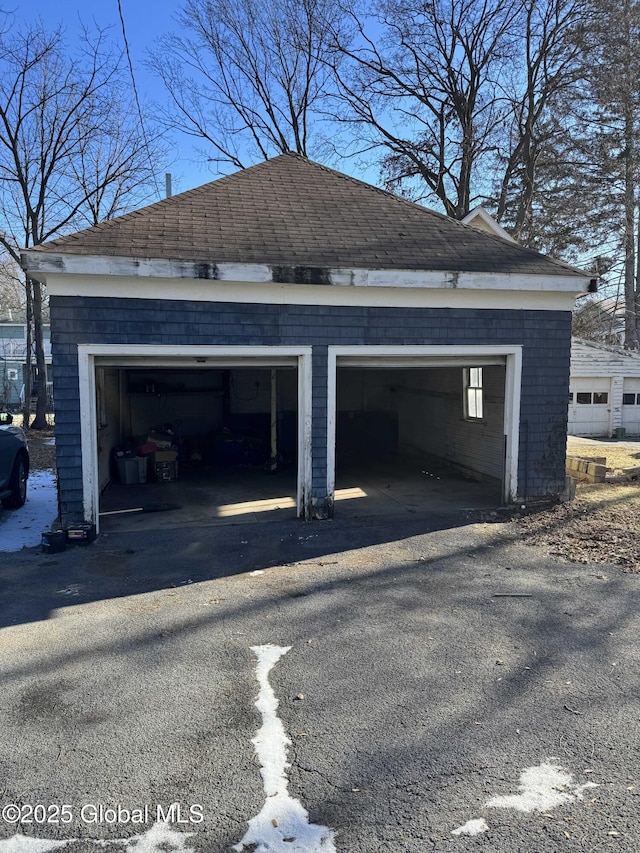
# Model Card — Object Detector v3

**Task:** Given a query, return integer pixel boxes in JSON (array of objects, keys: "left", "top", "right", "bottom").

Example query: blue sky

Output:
[
  {"left": 13, "top": 0, "right": 219, "bottom": 195},
  {"left": 12, "top": 1, "right": 377, "bottom": 201}
]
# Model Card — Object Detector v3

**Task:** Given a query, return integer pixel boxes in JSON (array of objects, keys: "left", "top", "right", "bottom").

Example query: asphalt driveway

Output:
[{"left": 0, "top": 511, "right": 638, "bottom": 852}]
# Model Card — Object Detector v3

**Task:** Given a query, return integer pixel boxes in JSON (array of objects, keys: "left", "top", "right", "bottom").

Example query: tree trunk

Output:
[
  {"left": 623, "top": 93, "right": 638, "bottom": 349},
  {"left": 31, "top": 278, "right": 48, "bottom": 429},
  {"left": 623, "top": 184, "right": 637, "bottom": 348},
  {"left": 21, "top": 276, "right": 33, "bottom": 426},
  {"left": 636, "top": 201, "right": 640, "bottom": 344}
]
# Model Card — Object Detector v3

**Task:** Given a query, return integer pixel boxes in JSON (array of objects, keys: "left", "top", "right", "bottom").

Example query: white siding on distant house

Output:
[{"left": 570, "top": 338, "right": 640, "bottom": 436}]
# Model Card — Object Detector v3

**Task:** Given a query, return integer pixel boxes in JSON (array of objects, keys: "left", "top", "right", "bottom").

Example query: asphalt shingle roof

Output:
[{"left": 31, "top": 153, "right": 585, "bottom": 277}]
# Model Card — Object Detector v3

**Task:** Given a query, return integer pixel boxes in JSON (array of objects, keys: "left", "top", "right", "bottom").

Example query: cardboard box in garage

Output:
[{"left": 153, "top": 450, "right": 178, "bottom": 482}]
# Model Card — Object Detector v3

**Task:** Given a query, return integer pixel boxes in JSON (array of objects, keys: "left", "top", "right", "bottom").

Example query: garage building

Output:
[
  {"left": 569, "top": 337, "right": 640, "bottom": 437},
  {"left": 22, "top": 154, "right": 591, "bottom": 530}
]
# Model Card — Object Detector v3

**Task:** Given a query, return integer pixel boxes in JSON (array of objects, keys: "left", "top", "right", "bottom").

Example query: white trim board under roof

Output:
[
  {"left": 24, "top": 254, "right": 590, "bottom": 295},
  {"left": 30, "top": 274, "right": 583, "bottom": 312}
]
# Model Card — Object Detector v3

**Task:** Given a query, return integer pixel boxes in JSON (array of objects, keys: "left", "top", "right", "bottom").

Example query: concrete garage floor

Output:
[{"left": 99, "top": 455, "right": 501, "bottom": 533}]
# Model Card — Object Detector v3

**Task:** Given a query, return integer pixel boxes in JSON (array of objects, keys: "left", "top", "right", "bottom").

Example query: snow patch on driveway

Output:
[
  {"left": 234, "top": 644, "right": 337, "bottom": 853},
  {"left": 0, "top": 821, "right": 195, "bottom": 852},
  {"left": 453, "top": 762, "right": 598, "bottom": 837},
  {"left": 101, "top": 820, "right": 195, "bottom": 851},
  {"left": 0, "top": 470, "right": 57, "bottom": 552},
  {"left": 485, "top": 762, "right": 598, "bottom": 813},
  {"left": 0, "top": 836, "right": 68, "bottom": 851},
  {"left": 451, "top": 818, "right": 489, "bottom": 836}
]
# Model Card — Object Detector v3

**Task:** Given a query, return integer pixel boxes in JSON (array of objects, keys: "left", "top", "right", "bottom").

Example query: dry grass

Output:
[
  {"left": 27, "top": 432, "right": 56, "bottom": 470},
  {"left": 518, "top": 438, "right": 640, "bottom": 570}
]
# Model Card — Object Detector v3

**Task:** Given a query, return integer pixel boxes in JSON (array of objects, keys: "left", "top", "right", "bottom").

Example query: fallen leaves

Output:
[{"left": 516, "top": 485, "right": 640, "bottom": 571}]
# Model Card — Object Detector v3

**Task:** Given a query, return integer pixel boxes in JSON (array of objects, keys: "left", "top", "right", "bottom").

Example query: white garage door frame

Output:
[
  {"left": 327, "top": 345, "right": 523, "bottom": 505},
  {"left": 78, "top": 344, "right": 313, "bottom": 530}
]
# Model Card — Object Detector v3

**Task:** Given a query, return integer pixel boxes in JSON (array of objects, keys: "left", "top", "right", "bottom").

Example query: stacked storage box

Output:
[{"left": 154, "top": 450, "right": 178, "bottom": 482}]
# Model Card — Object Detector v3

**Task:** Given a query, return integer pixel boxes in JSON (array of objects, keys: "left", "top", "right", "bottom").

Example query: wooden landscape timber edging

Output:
[{"left": 566, "top": 456, "right": 607, "bottom": 483}]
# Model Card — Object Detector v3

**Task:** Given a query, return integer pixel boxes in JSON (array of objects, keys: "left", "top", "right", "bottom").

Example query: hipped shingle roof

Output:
[{"left": 31, "top": 153, "right": 585, "bottom": 277}]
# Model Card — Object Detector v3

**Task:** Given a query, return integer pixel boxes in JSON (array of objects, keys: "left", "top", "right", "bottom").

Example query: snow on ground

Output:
[
  {"left": 452, "top": 762, "right": 599, "bottom": 837},
  {"left": 0, "top": 470, "right": 58, "bottom": 552},
  {"left": 484, "top": 762, "right": 598, "bottom": 813},
  {"left": 234, "top": 644, "right": 337, "bottom": 853},
  {"left": 451, "top": 818, "right": 489, "bottom": 836},
  {"left": 0, "top": 838, "right": 68, "bottom": 852},
  {"left": 0, "top": 822, "right": 195, "bottom": 852}
]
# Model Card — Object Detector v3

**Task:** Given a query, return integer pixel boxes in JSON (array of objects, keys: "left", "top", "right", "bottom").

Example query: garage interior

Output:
[
  {"left": 97, "top": 364, "right": 300, "bottom": 530},
  {"left": 333, "top": 364, "right": 505, "bottom": 516},
  {"left": 96, "top": 360, "right": 505, "bottom": 532}
]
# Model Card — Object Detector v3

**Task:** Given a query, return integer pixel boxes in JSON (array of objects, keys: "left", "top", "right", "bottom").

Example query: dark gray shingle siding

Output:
[{"left": 50, "top": 296, "right": 571, "bottom": 522}]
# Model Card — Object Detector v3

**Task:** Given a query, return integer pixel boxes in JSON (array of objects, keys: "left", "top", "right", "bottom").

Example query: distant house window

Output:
[
  {"left": 576, "top": 391, "right": 608, "bottom": 404},
  {"left": 6, "top": 368, "right": 18, "bottom": 381},
  {"left": 569, "top": 392, "right": 574, "bottom": 403},
  {"left": 623, "top": 393, "right": 640, "bottom": 405},
  {"left": 464, "top": 367, "right": 483, "bottom": 420}
]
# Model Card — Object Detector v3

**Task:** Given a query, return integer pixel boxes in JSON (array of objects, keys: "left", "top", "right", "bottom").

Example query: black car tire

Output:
[{"left": 2, "top": 454, "right": 28, "bottom": 509}]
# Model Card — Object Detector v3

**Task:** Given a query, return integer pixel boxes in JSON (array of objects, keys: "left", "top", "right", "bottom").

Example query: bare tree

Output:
[
  {"left": 572, "top": 296, "right": 624, "bottom": 345},
  {"left": 492, "top": 0, "right": 588, "bottom": 243},
  {"left": 150, "top": 0, "right": 346, "bottom": 169},
  {"left": 0, "top": 257, "right": 24, "bottom": 318},
  {"left": 594, "top": 0, "right": 640, "bottom": 350},
  {"left": 0, "top": 21, "right": 163, "bottom": 427},
  {"left": 328, "top": 0, "right": 523, "bottom": 218}
]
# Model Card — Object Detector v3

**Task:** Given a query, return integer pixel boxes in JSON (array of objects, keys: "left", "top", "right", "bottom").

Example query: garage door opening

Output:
[
  {"left": 331, "top": 360, "right": 510, "bottom": 515},
  {"left": 96, "top": 365, "right": 300, "bottom": 530}
]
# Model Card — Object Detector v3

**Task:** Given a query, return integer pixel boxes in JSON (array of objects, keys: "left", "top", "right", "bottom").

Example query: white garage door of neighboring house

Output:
[
  {"left": 568, "top": 377, "right": 612, "bottom": 437},
  {"left": 622, "top": 378, "right": 640, "bottom": 435}
]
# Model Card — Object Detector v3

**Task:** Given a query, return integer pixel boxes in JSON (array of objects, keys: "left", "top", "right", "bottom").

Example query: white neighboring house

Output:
[
  {"left": 569, "top": 337, "right": 640, "bottom": 437},
  {"left": 0, "top": 320, "right": 53, "bottom": 410},
  {"left": 461, "top": 207, "right": 517, "bottom": 243}
]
